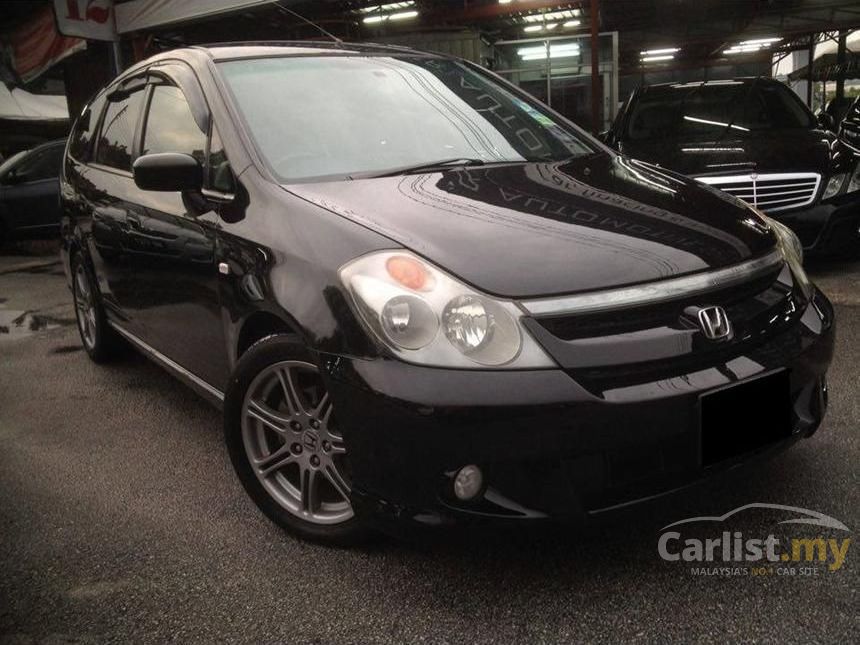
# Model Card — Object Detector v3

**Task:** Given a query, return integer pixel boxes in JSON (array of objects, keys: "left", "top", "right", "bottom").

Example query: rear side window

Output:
[
  {"left": 142, "top": 85, "right": 206, "bottom": 164},
  {"left": 95, "top": 89, "right": 145, "bottom": 171},
  {"left": 69, "top": 93, "right": 106, "bottom": 162}
]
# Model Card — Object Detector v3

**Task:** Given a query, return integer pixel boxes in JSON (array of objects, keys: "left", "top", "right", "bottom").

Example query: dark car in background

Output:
[
  {"left": 818, "top": 95, "right": 855, "bottom": 132},
  {"left": 604, "top": 78, "right": 860, "bottom": 254},
  {"left": 0, "top": 139, "right": 65, "bottom": 247},
  {"left": 839, "top": 95, "right": 860, "bottom": 151},
  {"left": 61, "top": 44, "right": 833, "bottom": 545}
]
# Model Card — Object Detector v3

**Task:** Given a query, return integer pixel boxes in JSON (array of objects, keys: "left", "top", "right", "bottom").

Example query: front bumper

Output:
[
  {"left": 320, "top": 290, "right": 834, "bottom": 529},
  {"left": 774, "top": 194, "right": 860, "bottom": 255}
]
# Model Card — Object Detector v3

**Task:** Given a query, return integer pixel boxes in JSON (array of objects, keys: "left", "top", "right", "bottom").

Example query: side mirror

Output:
[
  {"left": 133, "top": 152, "right": 202, "bottom": 192},
  {"left": 818, "top": 113, "right": 836, "bottom": 132}
]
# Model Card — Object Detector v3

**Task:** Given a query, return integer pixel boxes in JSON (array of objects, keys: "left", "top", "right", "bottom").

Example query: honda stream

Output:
[{"left": 60, "top": 43, "right": 834, "bottom": 544}]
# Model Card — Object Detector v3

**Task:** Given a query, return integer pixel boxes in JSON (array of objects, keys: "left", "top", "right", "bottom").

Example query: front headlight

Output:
[
  {"left": 847, "top": 162, "right": 860, "bottom": 194},
  {"left": 822, "top": 173, "right": 848, "bottom": 200},
  {"left": 764, "top": 216, "right": 813, "bottom": 299},
  {"left": 339, "top": 250, "right": 555, "bottom": 368}
]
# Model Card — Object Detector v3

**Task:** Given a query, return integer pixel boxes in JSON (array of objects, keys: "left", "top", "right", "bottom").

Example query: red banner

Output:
[
  {"left": 54, "top": 1, "right": 116, "bottom": 42},
  {"left": 9, "top": 6, "right": 85, "bottom": 82}
]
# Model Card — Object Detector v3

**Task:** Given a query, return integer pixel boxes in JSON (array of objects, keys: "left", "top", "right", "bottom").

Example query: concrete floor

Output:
[{"left": 0, "top": 245, "right": 857, "bottom": 644}]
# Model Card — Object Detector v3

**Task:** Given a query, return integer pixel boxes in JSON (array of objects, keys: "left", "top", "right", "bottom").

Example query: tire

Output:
[
  {"left": 224, "top": 334, "right": 371, "bottom": 545},
  {"left": 71, "top": 253, "right": 122, "bottom": 363}
]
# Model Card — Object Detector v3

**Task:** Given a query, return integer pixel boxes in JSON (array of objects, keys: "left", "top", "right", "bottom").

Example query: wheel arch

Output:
[
  {"left": 235, "top": 310, "right": 303, "bottom": 361},
  {"left": 63, "top": 229, "right": 91, "bottom": 289}
]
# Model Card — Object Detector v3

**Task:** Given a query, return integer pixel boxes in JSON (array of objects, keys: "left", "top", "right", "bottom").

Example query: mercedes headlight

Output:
[
  {"left": 339, "top": 251, "right": 554, "bottom": 368},
  {"left": 765, "top": 217, "right": 813, "bottom": 300},
  {"left": 822, "top": 173, "right": 848, "bottom": 200},
  {"left": 847, "top": 161, "right": 860, "bottom": 194}
]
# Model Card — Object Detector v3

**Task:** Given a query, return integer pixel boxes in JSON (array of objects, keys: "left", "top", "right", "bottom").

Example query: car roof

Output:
[
  {"left": 192, "top": 40, "right": 443, "bottom": 61},
  {"left": 104, "top": 41, "right": 446, "bottom": 90}
]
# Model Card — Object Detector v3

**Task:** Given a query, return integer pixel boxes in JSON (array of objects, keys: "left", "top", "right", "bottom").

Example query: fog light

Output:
[{"left": 453, "top": 464, "right": 483, "bottom": 501}]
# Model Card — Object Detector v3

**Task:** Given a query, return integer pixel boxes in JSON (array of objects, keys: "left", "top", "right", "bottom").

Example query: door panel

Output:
[
  {"left": 119, "top": 79, "right": 229, "bottom": 389},
  {"left": 2, "top": 144, "right": 64, "bottom": 233},
  {"left": 122, "top": 190, "right": 229, "bottom": 390},
  {"left": 4, "top": 178, "right": 60, "bottom": 232},
  {"left": 86, "top": 168, "right": 146, "bottom": 330},
  {"left": 85, "top": 85, "right": 148, "bottom": 326}
]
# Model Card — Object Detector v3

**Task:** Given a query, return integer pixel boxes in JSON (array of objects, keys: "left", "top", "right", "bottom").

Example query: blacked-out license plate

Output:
[{"left": 700, "top": 370, "right": 792, "bottom": 466}]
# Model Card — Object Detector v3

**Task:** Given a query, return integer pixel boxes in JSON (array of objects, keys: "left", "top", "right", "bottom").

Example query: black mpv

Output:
[{"left": 61, "top": 43, "right": 834, "bottom": 544}]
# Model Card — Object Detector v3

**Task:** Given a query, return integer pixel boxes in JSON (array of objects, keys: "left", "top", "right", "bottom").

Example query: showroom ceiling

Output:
[{"left": 118, "top": 0, "right": 859, "bottom": 72}]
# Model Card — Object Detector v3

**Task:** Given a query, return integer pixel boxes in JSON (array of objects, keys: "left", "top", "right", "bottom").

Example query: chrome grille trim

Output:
[
  {"left": 519, "top": 249, "right": 784, "bottom": 316},
  {"left": 696, "top": 172, "right": 821, "bottom": 213}
]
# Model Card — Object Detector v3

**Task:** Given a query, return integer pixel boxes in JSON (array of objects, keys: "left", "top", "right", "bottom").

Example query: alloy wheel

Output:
[
  {"left": 74, "top": 264, "right": 98, "bottom": 350},
  {"left": 241, "top": 360, "right": 353, "bottom": 525}
]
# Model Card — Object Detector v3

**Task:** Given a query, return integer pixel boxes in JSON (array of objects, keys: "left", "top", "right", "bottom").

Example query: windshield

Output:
[
  {"left": 626, "top": 81, "right": 816, "bottom": 141},
  {"left": 218, "top": 55, "right": 594, "bottom": 182}
]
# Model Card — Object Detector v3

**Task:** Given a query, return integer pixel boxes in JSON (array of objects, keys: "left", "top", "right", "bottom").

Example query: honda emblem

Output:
[{"left": 697, "top": 306, "right": 732, "bottom": 341}]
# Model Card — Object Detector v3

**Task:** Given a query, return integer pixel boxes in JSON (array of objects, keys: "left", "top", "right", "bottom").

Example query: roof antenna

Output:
[{"left": 271, "top": 2, "right": 344, "bottom": 46}]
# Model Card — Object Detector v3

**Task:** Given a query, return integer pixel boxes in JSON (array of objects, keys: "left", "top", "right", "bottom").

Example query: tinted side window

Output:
[
  {"left": 15, "top": 146, "right": 63, "bottom": 181},
  {"left": 142, "top": 85, "right": 206, "bottom": 164},
  {"left": 95, "top": 89, "right": 145, "bottom": 171},
  {"left": 69, "top": 93, "right": 106, "bottom": 162}
]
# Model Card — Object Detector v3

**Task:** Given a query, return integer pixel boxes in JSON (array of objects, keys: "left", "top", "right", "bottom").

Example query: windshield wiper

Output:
[{"left": 356, "top": 158, "right": 487, "bottom": 179}]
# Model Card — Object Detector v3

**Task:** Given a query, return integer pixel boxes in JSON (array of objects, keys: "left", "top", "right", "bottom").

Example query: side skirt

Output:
[{"left": 107, "top": 320, "right": 225, "bottom": 410}]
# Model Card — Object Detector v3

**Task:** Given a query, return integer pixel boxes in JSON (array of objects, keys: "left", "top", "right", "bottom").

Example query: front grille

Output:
[
  {"left": 537, "top": 266, "right": 783, "bottom": 341},
  {"left": 523, "top": 262, "right": 808, "bottom": 395},
  {"left": 697, "top": 173, "right": 821, "bottom": 212}
]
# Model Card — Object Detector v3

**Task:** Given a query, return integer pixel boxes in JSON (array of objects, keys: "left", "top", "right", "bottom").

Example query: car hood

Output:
[
  {"left": 285, "top": 154, "right": 777, "bottom": 298},
  {"left": 618, "top": 128, "right": 837, "bottom": 178}
]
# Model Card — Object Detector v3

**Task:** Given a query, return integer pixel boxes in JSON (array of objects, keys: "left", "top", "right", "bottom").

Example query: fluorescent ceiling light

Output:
[
  {"left": 518, "top": 43, "right": 580, "bottom": 55},
  {"left": 388, "top": 10, "right": 418, "bottom": 20},
  {"left": 519, "top": 43, "right": 581, "bottom": 60},
  {"left": 640, "top": 47, "right": 680, "bottom": 56},
  {"left": 724, "top": 45, "right": 764, "bottom": 54},
  {"left": 521, "top": 51, "right": 581, "bottom": 61},
  {"left": 724, "top": 37, "right": 781, "bottom": 54},
  {"left": 363, "top": 8, "right": 418, "bottom": 24},
  {"left": 360, "top": 1, "right": 414, "bottom": 12},
  {"left": 740, "top": 37, "right": 782, "bottom": 45},
  {"left": 523, "top": 20, "right": 574, "bottom": 34},
  {"left": 641, "top": 55, "right": 675, "bottom": 62},
  {"left": 523, "top": 9, "right": 580, "bottom": 23}
]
